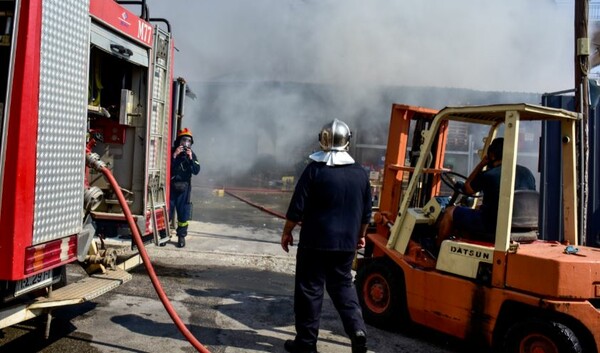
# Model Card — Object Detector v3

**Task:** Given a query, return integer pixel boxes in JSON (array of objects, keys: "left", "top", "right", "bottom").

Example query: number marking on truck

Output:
[{"left": 14, "top": 270, "right": 53, "bottom": 296}]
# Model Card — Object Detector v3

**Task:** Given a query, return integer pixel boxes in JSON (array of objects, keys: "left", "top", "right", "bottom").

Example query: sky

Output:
[{"left": 133, "top": 0, "right": 577, "bottom": 182}]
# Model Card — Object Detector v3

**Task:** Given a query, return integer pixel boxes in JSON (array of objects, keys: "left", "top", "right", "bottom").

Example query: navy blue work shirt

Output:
[
  {"left": 286, "top": 161, "right": 372, "bottom": 251},
  {"left": 470, "top": 164, "right": 536, "bottom": 230},
  {"left": 171, "top": 146, "right": 201, "bottom": 183}
]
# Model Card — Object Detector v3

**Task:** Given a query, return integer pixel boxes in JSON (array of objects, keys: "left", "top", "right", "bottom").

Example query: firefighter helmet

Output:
[
  {"left": 318, "top": 119, "right": 351, "bottom": 152},
  {"left": 177, "top": 128, "right": 194, "bottom": 144}
]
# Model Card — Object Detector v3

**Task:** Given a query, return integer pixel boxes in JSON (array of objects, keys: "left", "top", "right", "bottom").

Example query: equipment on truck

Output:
[
  {"left": 0, "top": 0, "right": 183, "bottom": 332},
  {"left": 355, "top": 103, "right": 600, "bottom": 353}
]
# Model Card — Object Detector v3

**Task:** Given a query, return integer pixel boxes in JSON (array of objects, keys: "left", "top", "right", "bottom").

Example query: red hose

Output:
[
  {"left": 222, "top": 186, "right": 292, "bottom": 194},
  {"left": 101, "top": 167, "right": 211, "bottom": 353},
  {"left": 224, "top": 189, "right": 287, "bottom": 220}
]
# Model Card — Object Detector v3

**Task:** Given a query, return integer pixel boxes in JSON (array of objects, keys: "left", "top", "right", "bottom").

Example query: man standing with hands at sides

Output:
[
  {"left": 170, "top": 128, "right": 201, "bottom": 248},
  {"left": 281, "top": 119, "right": 372, "bottom": 353}
]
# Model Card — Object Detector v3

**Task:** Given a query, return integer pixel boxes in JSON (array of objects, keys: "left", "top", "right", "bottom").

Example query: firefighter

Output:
[
  {"left": 170, "top": 128, "right": 201, "bottom": 248},
  {"left": 281, "top": 119, "right": 371, "bottom": 353}
]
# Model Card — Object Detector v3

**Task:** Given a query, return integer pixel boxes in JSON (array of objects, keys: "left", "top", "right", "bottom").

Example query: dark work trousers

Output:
[
  {"left": 294, "top": 247, "right": 366, "bottom": 347},
  {"left": 169, "top": 181, "right": 192, "bottom": 237}
]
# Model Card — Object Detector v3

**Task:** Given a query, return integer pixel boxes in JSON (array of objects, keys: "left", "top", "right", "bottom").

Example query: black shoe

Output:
[
  {"left": 158, "top": 233, "right": 168, "bottom": 247},
  {"left": 351, "top": 330, "right": 367, "bottom": 353},
  {"left": 177, "top": 237, "right": 185, "bottom": 248},
  {"left": 284, "top": 339, "right": 318, "bottom": 353}
]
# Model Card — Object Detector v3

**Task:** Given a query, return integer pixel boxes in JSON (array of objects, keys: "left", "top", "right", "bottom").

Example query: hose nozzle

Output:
[{"left": 86, "top": 152, "right": 106, "bottom": 171}]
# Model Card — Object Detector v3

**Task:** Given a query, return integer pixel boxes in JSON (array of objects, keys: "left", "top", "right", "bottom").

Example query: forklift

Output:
[{"left": 355, "top": 103, "right": 600, "bottom": 353}]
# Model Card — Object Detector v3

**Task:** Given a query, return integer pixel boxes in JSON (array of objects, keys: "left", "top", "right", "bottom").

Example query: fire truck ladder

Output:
[
  {"left": 147, "top": 26, "right": 172, "bottom": 246},
  {"left": 149, "top": 175, "right": 170, "bottom": 246}
]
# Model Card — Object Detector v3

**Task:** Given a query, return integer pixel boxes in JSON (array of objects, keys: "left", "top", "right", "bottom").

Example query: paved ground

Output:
[{"left": 0, "top": 186, "right": 472, "bottom": 353}]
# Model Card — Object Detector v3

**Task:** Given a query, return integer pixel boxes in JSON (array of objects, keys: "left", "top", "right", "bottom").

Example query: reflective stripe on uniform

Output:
[{"left": 178, "top": 221, "right": 189, "bottom": 227}]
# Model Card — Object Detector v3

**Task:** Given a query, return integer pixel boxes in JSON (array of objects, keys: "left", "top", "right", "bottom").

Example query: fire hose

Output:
[
  {"left": 87, "top": 154, "right": 211, "bottom": 353},
  {"left": 223, "top": 189, "right": 287, "bottom": 220}
]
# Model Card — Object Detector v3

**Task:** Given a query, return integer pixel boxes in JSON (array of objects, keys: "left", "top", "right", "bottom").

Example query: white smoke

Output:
[
  {"left": 139, "top": 0, "right": 575, "bottom": 183},
  {"left": 146, "top": 0, "right": 574, "bottom": 91}
]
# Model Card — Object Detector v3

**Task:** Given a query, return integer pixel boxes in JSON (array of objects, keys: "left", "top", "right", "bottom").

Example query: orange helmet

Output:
[
  {"left": 178, "top": 128, "right": 193, "bottom": 138},
  {"left": 177, "top": 128, "right": 194, "bottom": 144}
]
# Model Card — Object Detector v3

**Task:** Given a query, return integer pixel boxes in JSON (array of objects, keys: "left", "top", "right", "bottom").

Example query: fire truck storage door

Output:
[
  {"left": 90, "top": 23, "right": 148, "bottom": 68},
  {"left": 33, "top": 0, "right": 90, "bottom": 245}
]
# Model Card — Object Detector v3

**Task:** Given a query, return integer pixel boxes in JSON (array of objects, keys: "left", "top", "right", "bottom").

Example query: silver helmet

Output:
[{"left": 318, "top": 119, "right": 352, "bottom": 152}]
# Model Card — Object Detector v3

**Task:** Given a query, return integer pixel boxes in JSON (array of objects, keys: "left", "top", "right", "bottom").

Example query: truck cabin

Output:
[{"left": 385, "top": 104, "right": 580, "bottom": 273}]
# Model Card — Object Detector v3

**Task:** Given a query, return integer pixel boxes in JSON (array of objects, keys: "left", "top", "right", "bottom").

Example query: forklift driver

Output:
[{"left": 437, "top": 138, "right": 536, "bottom": 247}]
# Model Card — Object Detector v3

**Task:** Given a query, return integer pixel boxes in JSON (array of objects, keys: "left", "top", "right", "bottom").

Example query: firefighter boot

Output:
[
  {"left": 283, "top": 340, "right": 318, "bottom": 353},
  {"left": 176, "top": 225, "right": 187, "bottom": 248},
  {"left": 351, "top": 330, "right": 367, "bottom": 353}
]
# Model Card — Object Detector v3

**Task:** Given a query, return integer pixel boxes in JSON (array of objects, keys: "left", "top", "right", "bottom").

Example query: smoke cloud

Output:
[{"left": 140, "top": 0, "right": 574, "bottom": 184}]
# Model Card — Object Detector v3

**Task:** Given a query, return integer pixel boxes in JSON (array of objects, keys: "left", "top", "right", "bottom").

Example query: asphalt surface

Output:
[{"left": 0, "top": 185, "right": 474, "bottom": 353}]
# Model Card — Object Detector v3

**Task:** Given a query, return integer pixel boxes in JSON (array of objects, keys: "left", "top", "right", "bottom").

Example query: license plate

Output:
[{"left": 14, "top": 270, "right": 53, "bottom": 296}]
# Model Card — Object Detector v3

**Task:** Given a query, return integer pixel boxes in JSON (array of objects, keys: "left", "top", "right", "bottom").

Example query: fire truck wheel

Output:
[
  {"left": 502, "top": 319, "right": 582, "bottom": 353},
  {"left": 52, "top": 265, "right": 68, "bottom": 290},
  {"left": 355, "top": 258, "right": 408, "bottom": 329}
]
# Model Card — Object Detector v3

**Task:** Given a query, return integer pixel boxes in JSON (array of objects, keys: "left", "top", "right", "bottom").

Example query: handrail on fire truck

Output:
[{"left": 115, "top": 0, "right": 149, "bottom": 20}]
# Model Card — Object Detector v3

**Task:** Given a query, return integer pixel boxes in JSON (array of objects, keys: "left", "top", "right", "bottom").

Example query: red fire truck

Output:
[{"left": 0, "top": 0, "right": 184, "bottom": 330}]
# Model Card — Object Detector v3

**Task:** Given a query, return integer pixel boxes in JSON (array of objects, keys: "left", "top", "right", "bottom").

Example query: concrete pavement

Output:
[{"left": 0, "top": 188, "right": 468, "bottom": 353}]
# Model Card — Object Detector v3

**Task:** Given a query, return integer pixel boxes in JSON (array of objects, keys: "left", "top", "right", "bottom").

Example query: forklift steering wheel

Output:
[{"left": 440, "top": 171, "right": 477, "bottom": 197}]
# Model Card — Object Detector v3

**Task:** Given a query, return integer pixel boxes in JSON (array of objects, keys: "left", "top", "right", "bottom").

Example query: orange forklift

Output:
[{"left": 355, "top": 103, "right": 600, "bottom": 353}]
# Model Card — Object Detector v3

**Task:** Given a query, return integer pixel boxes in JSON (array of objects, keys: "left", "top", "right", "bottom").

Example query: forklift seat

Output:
[
  {"left": 509, "top": 189, "right": 539, "bottom": 243},
  {"left": 465, "top": 190, "right": 540, "bottom": 243},
  {"left": 511, "top": 190, "right": 539, "bottom": 229}
]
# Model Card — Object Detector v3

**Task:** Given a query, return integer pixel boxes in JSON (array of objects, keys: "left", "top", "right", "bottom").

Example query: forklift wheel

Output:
[
  {"left": 355, "top": 259, "right": 407, "bottom": 329},
  {"left": 502, "top": 319, "right": 583, "bottom": 353}
]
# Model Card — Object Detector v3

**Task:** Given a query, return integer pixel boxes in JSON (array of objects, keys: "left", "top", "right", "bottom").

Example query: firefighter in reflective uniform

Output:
[{"left": 170, "top": 128, "right": 201, "bottom": 248}]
